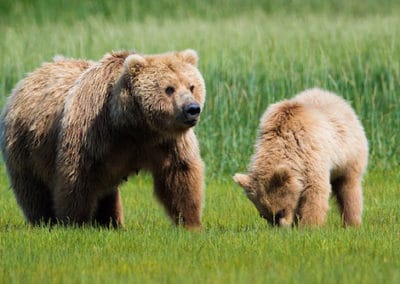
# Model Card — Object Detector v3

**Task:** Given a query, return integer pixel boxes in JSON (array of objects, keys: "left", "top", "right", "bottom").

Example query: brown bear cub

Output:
[
  {"left": 0, "top": 49, "right": 205, "bottom": 229},
  {"left": 234, "top": 88, "right": 368, "bottom": 227}
]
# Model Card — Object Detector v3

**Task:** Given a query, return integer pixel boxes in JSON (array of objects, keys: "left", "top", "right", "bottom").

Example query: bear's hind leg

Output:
[
  {"left": 94, "top": 188, "right": 124, "bottom": 228},
  {"left": 53, "top": 187, "right": 98, "bottom": 226},
  {"left": 10, "top": 171, "right": 56, "bottom": 225},
  {"left": 332, "top": 173, "right": 363, "bottom": 226}
]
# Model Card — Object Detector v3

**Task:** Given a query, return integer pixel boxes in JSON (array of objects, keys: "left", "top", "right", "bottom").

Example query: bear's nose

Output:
[
  {"left": 183, "top": 103, "right": 201, "bottom": 121},
  {"left": 274, "top": 209, "right": 286, "bottom": 225}
]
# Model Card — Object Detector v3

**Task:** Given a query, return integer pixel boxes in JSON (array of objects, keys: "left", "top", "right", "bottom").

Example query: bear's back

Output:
[
  {"left": 293, "top": 88, "right": 356, "bottom": 121},
  {"left": 292, "top": 88, "right": 368, "bottom": 172},
  {"left": 0, "top": 58, "right": 93, "bottom": 183},
  {"left": 3, "top": 59, "right": 92, "bottom": 131},
  {"left": 255, "top": 88, "right": 368, "bottom": 175}
]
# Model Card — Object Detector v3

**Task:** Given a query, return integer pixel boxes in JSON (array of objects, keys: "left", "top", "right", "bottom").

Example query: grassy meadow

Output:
[{"left": 1, "top": 0, "right": 400, "bottom": 283}]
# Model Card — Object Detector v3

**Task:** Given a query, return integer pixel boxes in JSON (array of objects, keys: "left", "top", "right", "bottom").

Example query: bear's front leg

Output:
[
  {"left": 297, "top": 175, "right": 331, "bottom": 227},
  {"left": 152, "top": 134, "right": 204, "bottom": 230}
]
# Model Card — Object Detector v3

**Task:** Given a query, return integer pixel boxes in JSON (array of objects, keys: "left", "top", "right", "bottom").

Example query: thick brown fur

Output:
[
  {"left": 0, "top": 50, "right": 205, "bottom": 229},
  {"left": 234, "top": 88, "right": 368, "bottom": 227}
]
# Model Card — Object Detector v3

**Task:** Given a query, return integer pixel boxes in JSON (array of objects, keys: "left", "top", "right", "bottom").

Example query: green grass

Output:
[
  {"left": 1, "top": 168, "right": 399, "bottom": 283},
  {"left": 1, "top": 1, "right": 400, "bottom": 283}
]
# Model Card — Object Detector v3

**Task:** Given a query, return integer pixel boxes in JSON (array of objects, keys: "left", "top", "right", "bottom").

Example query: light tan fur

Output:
[
  {"left": 0, "top": 49, "right": 205, "bottom": 229},
  {"left": 234, "top": 88, "right": 368, "bottom": 227}
]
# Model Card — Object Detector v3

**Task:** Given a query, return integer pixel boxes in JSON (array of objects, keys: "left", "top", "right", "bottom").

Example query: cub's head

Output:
[
  {"left": 120, "top": 49, "right": 205, "bottom": 134},
  {"left": 233, "top": 166, "right": 303, "bottom": 227}
]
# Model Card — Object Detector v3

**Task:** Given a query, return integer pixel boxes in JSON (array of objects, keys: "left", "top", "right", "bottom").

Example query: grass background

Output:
[{"left": 0, "top": 0, "right": 399, "bottom": 283}]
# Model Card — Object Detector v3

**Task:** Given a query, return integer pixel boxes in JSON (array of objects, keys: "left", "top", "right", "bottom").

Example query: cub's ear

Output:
[
  {"left": 269, "top": 166, "right": 291, "bottom": 188},
  {"left": 179, "top": 49, "right": 198, "bottom": 66},
  {"left": 233, "top": 173, "right": 256, "bottom": 197},
  {"left": 124, "top": 54, "right": 147, "bottom": 74}
]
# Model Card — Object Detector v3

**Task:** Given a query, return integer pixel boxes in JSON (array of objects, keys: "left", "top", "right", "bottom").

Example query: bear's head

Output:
[
  {"left": 115, "top": 49, "right": 205, "bottom": 136},
  {"left": 233, "top": 165, "right": 303, "bottom": 227}
]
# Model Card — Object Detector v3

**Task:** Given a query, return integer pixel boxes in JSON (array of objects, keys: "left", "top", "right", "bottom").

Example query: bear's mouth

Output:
[
  {"left": 261, "top": 209, "right": 289, "bottom": 227},
  {"left": 183, "top": 118, "right": 198, "bottom": 127},
  {"left": 176, "top": 114, "right": 199, "bottom": 128}
]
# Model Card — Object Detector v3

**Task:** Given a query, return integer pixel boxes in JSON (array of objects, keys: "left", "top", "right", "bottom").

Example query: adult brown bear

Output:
[{"left": 0, "top": 50, "right": 206, "bottom": 229}]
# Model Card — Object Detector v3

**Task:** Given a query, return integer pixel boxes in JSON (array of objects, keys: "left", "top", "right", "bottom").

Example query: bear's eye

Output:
[
  {"left": 189, "top": 85, "right": 195, "bottom": 93},
  {"left": 165, "top": 86, "right": 175, "bottom": 96}
]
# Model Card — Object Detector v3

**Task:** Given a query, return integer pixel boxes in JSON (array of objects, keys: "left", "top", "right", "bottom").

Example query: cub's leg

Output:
[
  {"left": 331, "top": 171, "right": 363, "bottom": 226},
  {"left": 297, "top": 173, "right": 331, "bottom": 227}
]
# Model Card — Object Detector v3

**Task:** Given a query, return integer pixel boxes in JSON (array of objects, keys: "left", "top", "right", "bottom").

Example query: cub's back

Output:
[
  {"left": 293, "top": 88, "right": 355, "bottom": 119},
  {"left": 292, "top": 88, "right": 368, "bottom": 169},
  {"left": 292, "top": 88, "right": 366, "bottom": 145}
]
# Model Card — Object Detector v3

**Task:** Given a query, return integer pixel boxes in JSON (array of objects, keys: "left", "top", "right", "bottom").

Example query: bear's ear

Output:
[
  {"left": 269, "top": 166, "right": 291, "bottom": 188},
  {"left": 233, "top": 173, "right": 256, "bottom": 196},
  {"left": 178, "top": 49, "right": 199, "bottom": 66},
  {"left": 124, "top": 54, "right": 147, "bottom": 74}
]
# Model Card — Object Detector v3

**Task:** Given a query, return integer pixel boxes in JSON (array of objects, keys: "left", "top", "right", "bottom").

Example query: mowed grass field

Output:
[{"left": 1, "top": 0, "right": 400, "bottom": 283}]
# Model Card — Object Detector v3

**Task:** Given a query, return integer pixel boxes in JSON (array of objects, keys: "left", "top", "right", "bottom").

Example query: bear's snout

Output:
[
  {"left": 182, "top": 102, "right": 201, "bottom": 126},
  {"left": 274, "top": 209, "right": 286, "bottom": 225},
  {"left": 265, "top": 209, "right": 288, "bottom": 226}
]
